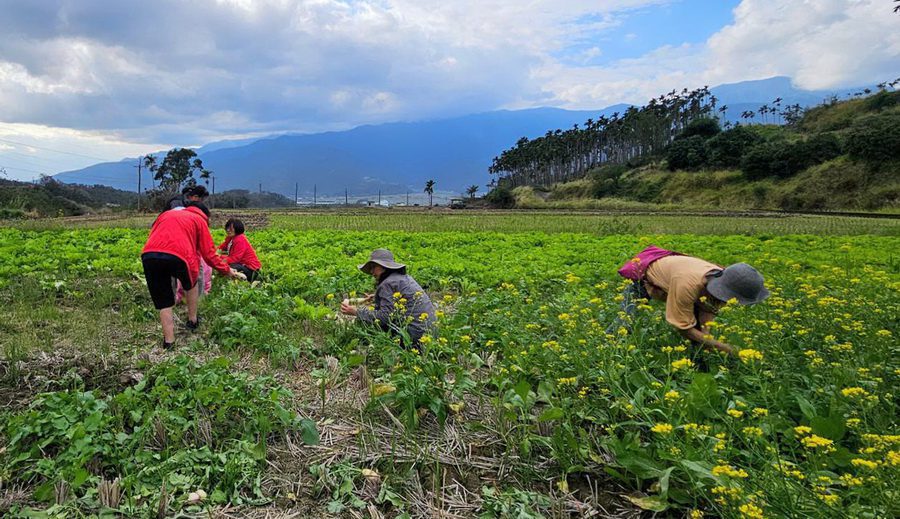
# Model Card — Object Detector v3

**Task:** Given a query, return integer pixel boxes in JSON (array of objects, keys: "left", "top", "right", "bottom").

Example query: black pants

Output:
[
  {"left": 230, "top": 263, "right": 259, "bottom": 282},
  {"left": 142, "top": 252, "right": 193, "bottom": 309}
]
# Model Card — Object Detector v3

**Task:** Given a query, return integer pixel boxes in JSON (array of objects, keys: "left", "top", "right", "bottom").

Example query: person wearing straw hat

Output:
[
  {"left": 340, "top": 248, "right": 436, "bottom": 346},
  {"left": 614, "top": 246, "right": 770, "bottom": 356}
]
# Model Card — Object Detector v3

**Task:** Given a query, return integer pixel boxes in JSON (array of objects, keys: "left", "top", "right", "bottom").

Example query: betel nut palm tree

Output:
[{"left": 424, "top": 179, "right": 435, "bottom": 207}]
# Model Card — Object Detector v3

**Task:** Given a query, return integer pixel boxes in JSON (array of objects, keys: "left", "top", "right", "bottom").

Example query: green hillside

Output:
[
  {"left": 502, "top": 91, "right": 900, "bottom": 212},
  {"left": 0, "top": 178, "right": 139, "bottom": 218},
  {"left": 0, "top": 178, "right": 296, "bottom": 219}
]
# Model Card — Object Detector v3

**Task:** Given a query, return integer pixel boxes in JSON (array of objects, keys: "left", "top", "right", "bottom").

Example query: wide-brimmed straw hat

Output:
[
  {"left": 358, "top": 248, "right": 406, "bottom": 275},
  {"left": 706, "top": 263, "right": 770, "bottom": 305}
]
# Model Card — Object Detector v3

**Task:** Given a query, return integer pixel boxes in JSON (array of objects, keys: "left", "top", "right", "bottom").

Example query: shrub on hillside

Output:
[
  {"left": 845, "top": 112, "right": 900, "bottom": 166},
  {"left": 589, "top": 164, "right": 629, "bottom": 198},
  {"left": 0, "top": 207, "right": 25, "bottom": 219},
  {"left": 800, "top": 133, "right": 843, "bottom": 164},
  {"left": 741, "top": 134, "right": 842, "bottom": 180},
  {"left": 707, "top": 126, "right": 763, "bottom": 169},
  {"left": 0, "top": 184, "right": 87, "bottom": 216},
  {"left": 485, "top": 186, "right": 516, "bottom": 208},
  {"left": 677, "top": 117, "right": 721, "bottom": 140},
  {"left": 665, "top": 135, "right": 708, "bottom": 171},
  {"left": 862, "top": 90, "right": 900, "bottom": 112}
]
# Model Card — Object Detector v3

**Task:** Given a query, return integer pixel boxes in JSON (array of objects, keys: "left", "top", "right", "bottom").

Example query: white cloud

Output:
[
  {"left": 531, "top": 43, "right": 705, "bottom": 109},
  {"left": 0, "top": 0, "right": 896, "bottom": 180},
  {"left": 0, "top": 0, "right": 672, "bottom": 140},
  {"left": 706, "top": 0, "right": 900, "bottom": 90},
  {"left": 0, "top": 122, "right": 168, "bottom": 180},
  {"left": 525, "top": 0, "right": 899, "bottom": 108}
]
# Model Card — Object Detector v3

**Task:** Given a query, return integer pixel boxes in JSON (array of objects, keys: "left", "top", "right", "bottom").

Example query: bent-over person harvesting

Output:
[
  {"left": 340, "top": 249, "right": 435, "bottom": 346},
  {"left": 615, "top": 246, "right": 769, "bottom": 355},
  {"left": 141, "top": 202, "right": 242, "bottom": 349}
]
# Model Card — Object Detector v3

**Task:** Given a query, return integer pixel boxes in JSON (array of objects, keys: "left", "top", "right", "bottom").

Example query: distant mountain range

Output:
[{"left": 54, "top": 77, "right": 862, "bottom": 196}]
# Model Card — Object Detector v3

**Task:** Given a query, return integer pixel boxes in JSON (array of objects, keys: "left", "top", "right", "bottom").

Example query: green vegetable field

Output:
[{"left": 1, "top": 211, "right": 898, "bottom": 518}]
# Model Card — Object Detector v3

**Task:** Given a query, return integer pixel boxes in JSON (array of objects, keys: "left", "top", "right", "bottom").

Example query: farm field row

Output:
[
  {"left": 4, "top": 209, "right": 899, "bottom": 236},
  {"left": 1, "top": 225, "right": 898, "bottom": 518}
]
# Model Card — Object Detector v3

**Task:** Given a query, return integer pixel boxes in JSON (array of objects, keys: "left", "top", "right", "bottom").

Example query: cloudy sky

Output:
[{"left": 0, "top": 0, "right": 897, "bottom": 181}]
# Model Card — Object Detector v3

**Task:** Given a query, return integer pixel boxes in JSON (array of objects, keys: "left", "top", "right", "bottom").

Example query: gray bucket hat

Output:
[
  {"left": 358, "top": 248, "right": 406, "bottom": 275},
  {"left": 706, "top": 263, "right": 770, "bottom": 305}
]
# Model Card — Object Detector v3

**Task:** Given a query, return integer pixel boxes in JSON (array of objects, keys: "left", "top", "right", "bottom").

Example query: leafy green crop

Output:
[
  {"left": 2, "top": 356, "right": 317, "bottom": 516},
  {"left": 1, "top": 225, "right": 898, "bottom": 518}
]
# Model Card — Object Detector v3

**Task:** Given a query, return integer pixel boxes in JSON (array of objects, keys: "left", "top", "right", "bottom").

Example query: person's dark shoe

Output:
[
  {"left": 185, "top": 317, "right": 200, "bottom": 332},
  {"left": 162, "top": 340, "right": 175, "bottom": 350}
]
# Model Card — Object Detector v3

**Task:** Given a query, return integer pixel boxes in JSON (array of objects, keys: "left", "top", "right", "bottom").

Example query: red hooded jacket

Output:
[
  {"left": 217, "top": 234, "right": 261, "bottom": 271},
  {"left": 142, "top": 206, "right": 231, "bottom": 285}
]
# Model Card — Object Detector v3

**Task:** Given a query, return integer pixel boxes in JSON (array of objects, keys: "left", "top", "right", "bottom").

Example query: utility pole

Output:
[
  {"left": 210, "top": 174, "right": 216, "bottom": 209},
  {"left": 345, "top": 188, "right": 348, "bottom": 206},
  {"left": 295, "top": 182, "right": 299, "bottom": 205},
  {"left": 313, "top": 184, "right": 317, "bottom": 206},
  {"left": 406, "top": 190, "right": 409, "bottom": 206},
  {"left": 259, "top": 182, "right": 262, "bottom": 194},
  {"left": 134, "top": 157, "right": 142, "bottom": 211},
  {"left": 378, "top": 190, "right": 381, "bottom": 205}
]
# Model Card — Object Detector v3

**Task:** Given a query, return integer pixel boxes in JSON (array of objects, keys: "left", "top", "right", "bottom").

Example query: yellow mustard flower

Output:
[
  {"left": 712, "top": 464, "right": 749, "bottom": 478},
  {"left": 850, "top": 458, "right": 879, "bottom": 470},
  {"left": 841, "top": 387, "right": 870, "bottom": 398},
  {"left": 651, "top": 423, "right": 674, "bottom": 435},
  {"left": 738, "top": 348, "right": 764, "bottom": 363},
  {"left": 671, "top": 358, "right": 695, "bottom": 371}
]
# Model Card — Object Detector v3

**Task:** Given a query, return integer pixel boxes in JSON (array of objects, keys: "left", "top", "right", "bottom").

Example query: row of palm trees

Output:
[
  {"left": 489, "top": 76, "right": 900, "bottom": 188},
  {"left": 488, "top": 86, "right": 717, "bottom": 187}
]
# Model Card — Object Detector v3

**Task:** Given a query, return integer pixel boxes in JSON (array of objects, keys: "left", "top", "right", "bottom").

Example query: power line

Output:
[
  {"left": 0, "top": 164, "right": 48, "bottom": 175},
  {"left": 0, "top": 149, "right": 88, "bottom": 169},
  {"left": 0, "top": 150, "right": 123, "bottom": 174},
  {"left": 54, "top": 172, "right": 136, "bottom": 182},
  {"left": 0, "top": 137, "right": 112, "bottom": 161}
]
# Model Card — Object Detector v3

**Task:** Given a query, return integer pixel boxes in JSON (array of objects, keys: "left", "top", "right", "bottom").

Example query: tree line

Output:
[
  {"left": 489, "top": 86, "right": 718, "bottom": 187},
  {"left": 489, "top": 78, "right": 900, "bottom": 189}
]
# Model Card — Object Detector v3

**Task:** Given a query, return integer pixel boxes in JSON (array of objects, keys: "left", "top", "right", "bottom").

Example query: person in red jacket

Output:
[
  {"left": 217, "top": 218, "right": 261, "bottom": 282},
  {"left": 141, "top": 202, "right": 241, "bottom": 349}
]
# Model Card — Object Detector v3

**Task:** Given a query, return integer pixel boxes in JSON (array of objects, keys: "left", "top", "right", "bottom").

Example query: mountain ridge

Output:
[{"left": 54, "top": 77, "right": 868, "bottom": 195}]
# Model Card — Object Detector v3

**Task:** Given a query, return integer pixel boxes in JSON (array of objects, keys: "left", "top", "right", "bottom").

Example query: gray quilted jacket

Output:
[{"left": 357, "top": 271, "right": 435, "bottom": 343}]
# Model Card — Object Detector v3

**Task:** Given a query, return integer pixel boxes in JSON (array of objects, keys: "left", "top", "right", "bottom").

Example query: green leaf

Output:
[
  {"left": 536, "top": 380, "right": 554, "bottom": 402},
  {"left": 345, "top": 354, "right": 365, "bottom": 368},
  {"left": 514, "top": 380, "right": 531, "bottom": 401},
  {"left": 811, "top": 415, "right": 846, "bottom": 441},
  {"left": 251, "top": 437, "right": 267, "bottom": 460},
  {"left": 614, "top": 451, "right": 662, "bottom": 480},
  {"left": 795, "top": 395, "right": 817, "bottom": 420},
  {"left": 686, "top": 373, "right": 721, "bottom": 418},
  {"left": 299, "top": 418, "right": 320, "bottom": 445},
  {"left": 34, "top": 480, "right": 56, "bottom": 502},
  {"left": 658, "top": 467, "right": 674, "bottom": 499},
  {"left": 210, "top": 489, "right": 227, "bottom": 504},
  {"left": 377, "top": 485, "right": 405, "bottom": 507},
  {"left": 679, "top": 460, "right": 715, "bottom": 482},
  {"left": 537, "top": 407, "right": 565, "bottom": 422},
  {"left": 832, "top": 446, "right": 854, "bottom": 468},
  {"left": 70, "top": 467, "right": 91, "bottom": 488},
  {"left": 623, "top": 494, "right": 668, "bottom": 512}
]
